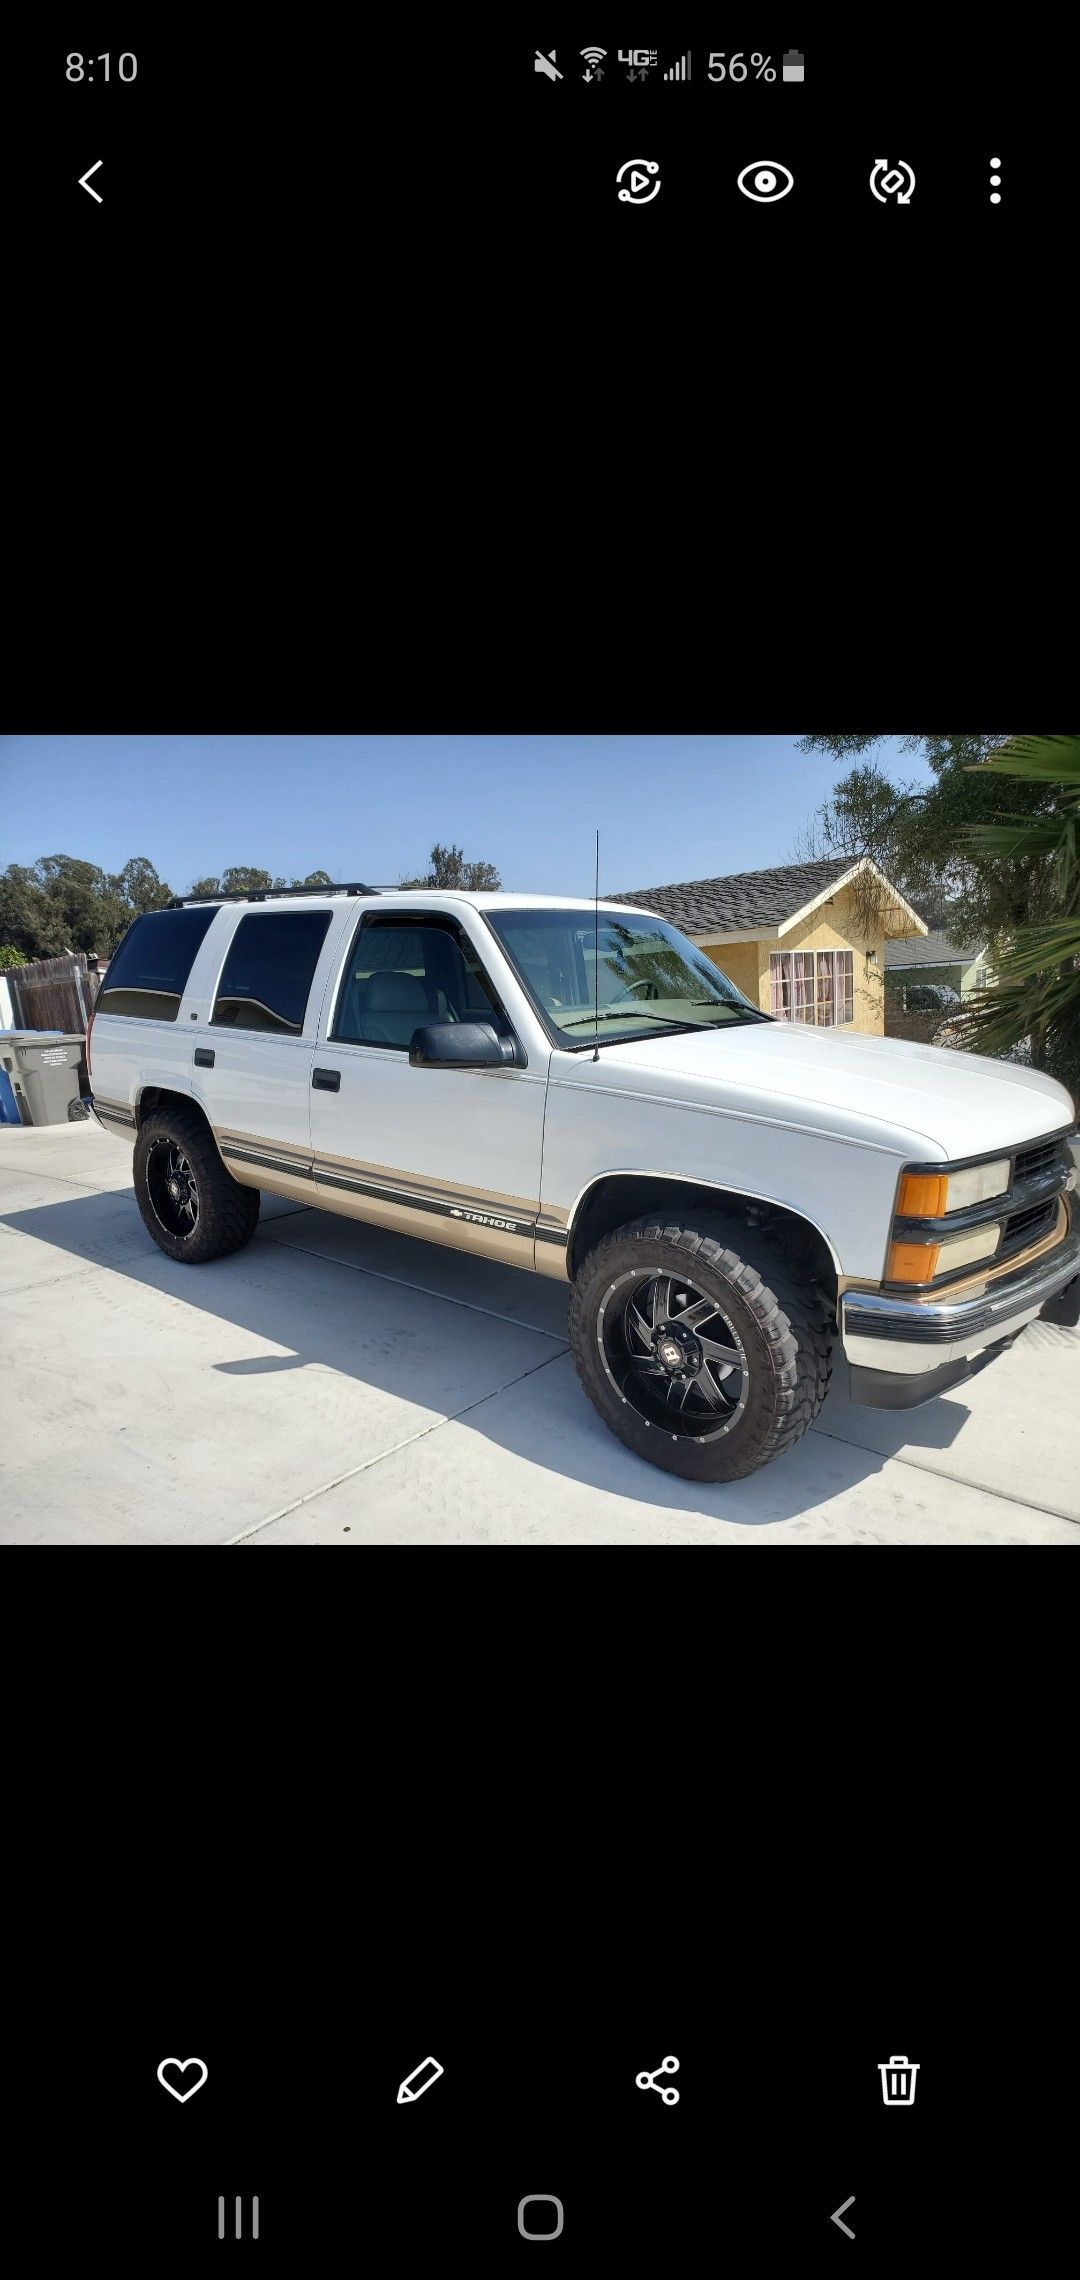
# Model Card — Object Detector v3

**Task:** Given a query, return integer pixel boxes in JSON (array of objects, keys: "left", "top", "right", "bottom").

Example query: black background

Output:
[
  {"left": 15, "top": 1632, "right": 1075, "bottom": 2270},
  {"left": 26, "top": 1885, "right": 1074, "bottom": 2268},
  {"left": 5, "top": 20, "right": 1076, "bottom": 2270},
  {"left": 4, "top": 21, "right": 1074, "bottom": 728},
  {"left": 40, "top": 2006, "right": 1020, "bottom": 2265}
]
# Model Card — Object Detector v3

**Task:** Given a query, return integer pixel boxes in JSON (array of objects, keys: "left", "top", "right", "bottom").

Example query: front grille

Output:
[
  {"left": 997, "top": 1197, "right": 1058, "bottom": 1262},
  {"left": 1013, "top": 1136, "right": 1067, "bottom": 1186}
]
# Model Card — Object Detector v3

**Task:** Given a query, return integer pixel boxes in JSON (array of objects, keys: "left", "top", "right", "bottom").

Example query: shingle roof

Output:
[
  {"left": 884, "top": 928, "right": 987, "bottom": 970},
  {"left": 610, "top": 857, "right": 859, "bottom": 935}
]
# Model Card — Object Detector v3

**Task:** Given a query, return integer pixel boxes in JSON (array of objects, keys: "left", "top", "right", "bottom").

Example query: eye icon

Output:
[{"left": 737, "top": 161, "right": 794, "bottom": 203}]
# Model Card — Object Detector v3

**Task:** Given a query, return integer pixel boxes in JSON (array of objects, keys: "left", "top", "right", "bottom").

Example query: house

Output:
[
  {"left": 611, "top": 856, "right": 926, "bottom": 1035},
  {"left": 884, "top": 928, "right": 994, "bottom": 1001}
]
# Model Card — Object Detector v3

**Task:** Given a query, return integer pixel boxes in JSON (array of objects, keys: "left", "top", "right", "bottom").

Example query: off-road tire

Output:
[
  {"left": 569, "top": 1212, "right": 834, "bottom": 1483},
  {"left": 134, "top": 1106, "right": 260, "bottom": 1263}
]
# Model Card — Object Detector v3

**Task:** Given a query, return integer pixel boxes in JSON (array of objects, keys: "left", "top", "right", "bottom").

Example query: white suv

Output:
[{"left": 85, "top": 885, "right": 1080, "bottom": 1483}]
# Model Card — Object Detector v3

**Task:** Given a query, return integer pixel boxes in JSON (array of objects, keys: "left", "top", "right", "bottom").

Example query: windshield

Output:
[{"left": 486, "top": 907, "right": 768, "bottom": 1047}]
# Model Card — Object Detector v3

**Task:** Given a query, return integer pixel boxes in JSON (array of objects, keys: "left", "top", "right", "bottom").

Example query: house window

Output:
[
  {"left": 770, "top": 948, "right": 854, "bottom": 1027},
  {"left": 769, "top": 950, "right": 815, "bottom": 1022}
]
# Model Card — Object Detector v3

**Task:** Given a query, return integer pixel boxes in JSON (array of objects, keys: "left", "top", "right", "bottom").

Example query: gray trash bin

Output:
[{"left": 0, "top": 1032, "right": 89, "bottom": 1126}]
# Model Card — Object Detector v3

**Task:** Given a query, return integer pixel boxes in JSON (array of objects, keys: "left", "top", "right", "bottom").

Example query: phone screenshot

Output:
[{"left": 3, "top": 22, "right": 1075, "bottom": 2272}]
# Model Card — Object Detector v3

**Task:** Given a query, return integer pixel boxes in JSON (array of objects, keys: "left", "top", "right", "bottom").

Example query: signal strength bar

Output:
[{"left": 663, "top": 52, "right": 691, "bottom": 81}]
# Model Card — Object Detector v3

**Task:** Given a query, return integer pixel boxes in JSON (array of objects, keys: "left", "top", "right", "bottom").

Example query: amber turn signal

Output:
[
  {"left": 897, "top": 1171, "right": 949, "bottom": 1218},
  {"left": 886, "top": 1239, "right": 940, "bottom": 1283}
]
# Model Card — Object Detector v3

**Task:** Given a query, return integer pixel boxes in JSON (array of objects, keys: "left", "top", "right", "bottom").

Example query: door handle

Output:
[
  {"left": 312, "top": 1067, "right": 341, "bottom": 1092},
  {"left": 193, "top": 1048, "right": 215, "bottom": 1068}
]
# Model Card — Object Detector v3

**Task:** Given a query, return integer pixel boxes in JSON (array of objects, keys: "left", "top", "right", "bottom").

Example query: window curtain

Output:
[
  {"left": 794, "top": 951, "right": 814, "bottom": 1022},
  {"left": 838, "top": 950, "right": 853, "bottom": 1023},
  {"left": 776, "top": 949, "right": 850, "bottom": 1023}
]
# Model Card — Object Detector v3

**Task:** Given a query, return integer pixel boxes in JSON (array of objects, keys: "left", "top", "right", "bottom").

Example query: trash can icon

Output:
[{"left": 879, "top": 2055, "right": 919, "bottom": 2106}]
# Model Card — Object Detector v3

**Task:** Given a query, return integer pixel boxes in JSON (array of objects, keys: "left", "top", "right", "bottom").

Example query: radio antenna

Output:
[{"left": 593, "top": 828, "right": 600, "bottom": 1061}]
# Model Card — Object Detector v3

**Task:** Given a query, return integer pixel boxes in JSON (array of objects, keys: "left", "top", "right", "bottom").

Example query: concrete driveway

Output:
[{"left": 2, "top": 1120, "right": 1078, "bottom": 1545}]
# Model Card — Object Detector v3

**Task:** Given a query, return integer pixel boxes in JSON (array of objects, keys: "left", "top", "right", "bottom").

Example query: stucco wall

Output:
[
  {"left": 706, "top": 938, "right": 761, "bottom": 1004},
  {"left": 701, "top": 881, "right": 895, "bottom": 1035}
]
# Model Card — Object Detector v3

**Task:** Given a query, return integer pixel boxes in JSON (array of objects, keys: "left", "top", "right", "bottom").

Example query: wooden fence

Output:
[{"left": 0, "top": 952, "right": 102, "bottom": 1034}]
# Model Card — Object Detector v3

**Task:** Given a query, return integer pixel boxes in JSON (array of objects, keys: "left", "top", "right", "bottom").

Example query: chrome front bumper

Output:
[{"left": 842, "top": 1225, "right": 1080, "bottom": 1376}]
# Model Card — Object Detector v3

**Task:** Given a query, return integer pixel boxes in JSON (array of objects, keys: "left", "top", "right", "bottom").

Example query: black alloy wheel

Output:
[
  {"left": 133, "top": 1105, "right": 260, "bottom": 1263},
  {"left": 596, "top": 1269, "right": 749, "bottom": 1441},
  {"left": 568, "top": 1212, "right": 834, "bottom": 1482},
  {"left": 144, "top": 1136, "right": 201, "bottom": 1241}
]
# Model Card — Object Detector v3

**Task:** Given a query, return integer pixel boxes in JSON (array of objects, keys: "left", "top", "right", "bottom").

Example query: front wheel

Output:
[
  {"left": 134, "top": 1106, "right": 260, "bottom": 1263},
  {"left": 568, "top": 1213, "right": 833, "bottom": 1482}
]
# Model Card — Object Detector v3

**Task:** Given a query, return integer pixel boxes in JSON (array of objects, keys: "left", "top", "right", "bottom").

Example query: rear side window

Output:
[
  {"left": 95, "top": 907, "right": 218, "bottom": 1022},
  {"left": 211, "top": 910, "right": 332, "bottom": 1035}
]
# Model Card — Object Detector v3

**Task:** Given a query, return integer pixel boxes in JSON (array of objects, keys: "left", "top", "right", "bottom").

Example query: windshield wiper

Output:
[
  {"left": 559, "top": 1011, "right": 701, "bottom": 1031},
  {"left": 560, "top": 1007, "right": 697, "bottom": 1026},
  {"left": 687, "top": 1002, "right": 767, "bottom": 1021}
]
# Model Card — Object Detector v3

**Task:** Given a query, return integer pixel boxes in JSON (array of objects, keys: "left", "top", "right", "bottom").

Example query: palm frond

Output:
[
  {"left": 965, "top": 733, "right": 1080, "bottom": 784},
  {"left": 958, "top": 819, "right": 1066, "bottom": 859},
  {"left": 987, "top": 921, "right": 1080, "bottom": 980}
]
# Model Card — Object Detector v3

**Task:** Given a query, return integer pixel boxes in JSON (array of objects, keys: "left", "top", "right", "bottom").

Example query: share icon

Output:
[{"left": 635, "top": 2053, "right": 679, "bottom": 2105}]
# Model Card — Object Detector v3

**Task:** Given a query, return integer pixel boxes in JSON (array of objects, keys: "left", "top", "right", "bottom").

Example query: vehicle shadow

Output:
[{"left": 1, "top": 1187, "right": 979, "bottom": 1534}]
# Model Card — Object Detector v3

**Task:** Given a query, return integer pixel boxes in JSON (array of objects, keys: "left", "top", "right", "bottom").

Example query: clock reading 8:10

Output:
[{"left": 66, "top": 54, "right": 138, "bottom": 82}]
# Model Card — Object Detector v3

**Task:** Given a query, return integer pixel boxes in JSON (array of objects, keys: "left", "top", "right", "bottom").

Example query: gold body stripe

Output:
[{"left": 214, "top": 1125, "right": 570, "bottom": 1274}]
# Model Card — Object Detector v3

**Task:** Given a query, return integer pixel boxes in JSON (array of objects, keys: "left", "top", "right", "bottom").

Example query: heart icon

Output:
[{"left": 157, "top": 2056, "right": 208, "bottom": 2104}]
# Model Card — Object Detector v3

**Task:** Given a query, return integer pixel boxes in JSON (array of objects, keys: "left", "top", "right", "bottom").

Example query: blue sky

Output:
[{"left": 0, "top": 736, "right": 926, "bottom": 898}]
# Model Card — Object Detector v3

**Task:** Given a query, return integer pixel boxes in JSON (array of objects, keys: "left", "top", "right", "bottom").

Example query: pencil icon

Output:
[{"left": 396, "top": 2056, "right": 444, "bottom": 2104}]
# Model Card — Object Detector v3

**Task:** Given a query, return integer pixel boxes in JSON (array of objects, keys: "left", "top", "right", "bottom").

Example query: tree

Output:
[
  {"left": 0, "top": 854, "right": 358, "bottom": 964},
  {"left": 0, "top": 865, "right": 63, "bottom": 960},
  {"left": 399, "top": 842, "right": 501, "bottom": 891},
  {"left": 794, "top": 735, "right": 1063, "bottom": 947},
  {"left": 219, "top": 866, "right": 286, "bottom": 896},
  {"left": 0, "top": 854, "right": 129, "bottom": 958},
  {"left": 0, "top": 945, "right": 28, "bottom": 969},
  {"left": 952, "top": 736, "right": 1080, "bottom": 1092},
  {"left": 182, "top": 867, "right": 336, "bottom": 899},
  {"left": 0, "top": 853, "right": 177, "bottom": 960},
  {"left": 114, "top": 856, "right": 174, "bottom": 914}
]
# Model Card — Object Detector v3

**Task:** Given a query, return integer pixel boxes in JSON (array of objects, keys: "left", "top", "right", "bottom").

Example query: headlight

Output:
[
  {"left": 897, "top": 1160, "right": 1010, "bottom": 1217},
  {"left": 887, "top": 1223, "right": 1001, "bottom": 1283}
]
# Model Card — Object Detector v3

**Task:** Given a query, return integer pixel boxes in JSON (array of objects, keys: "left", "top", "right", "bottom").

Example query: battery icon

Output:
[{"left": 782, "top": 51, "right": 805, "bottom": 82}]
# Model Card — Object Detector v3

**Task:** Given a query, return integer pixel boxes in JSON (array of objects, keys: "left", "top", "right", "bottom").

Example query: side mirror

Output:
[{"left": 409, "top": 1020, "right": 522, "bottom": 1070}]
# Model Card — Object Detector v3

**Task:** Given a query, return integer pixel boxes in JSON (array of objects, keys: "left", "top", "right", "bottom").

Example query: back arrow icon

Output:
[
  {"left": 831, "top": 2196, "right": 855, "bottom": 2240},
  {"left": 79, "top": 160, "right": 103, "bottom": 203}
]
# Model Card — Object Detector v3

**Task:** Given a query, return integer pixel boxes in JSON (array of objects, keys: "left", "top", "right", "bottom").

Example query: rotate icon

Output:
[{"left": 870, "top": 159, "right": 916, "bottom": 203}]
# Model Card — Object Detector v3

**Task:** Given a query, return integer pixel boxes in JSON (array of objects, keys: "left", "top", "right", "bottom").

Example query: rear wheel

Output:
[
  {"left": 569, "top": 1213, "right": 833, "bottom": 1482},
  {"left": 134, "top": 1106, "right": 260, "bottom": 1263}
]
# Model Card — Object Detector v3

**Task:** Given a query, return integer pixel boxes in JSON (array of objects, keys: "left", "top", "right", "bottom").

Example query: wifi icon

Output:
[{"left": 581, "top": 46, "right": 607, "bottom": 79}]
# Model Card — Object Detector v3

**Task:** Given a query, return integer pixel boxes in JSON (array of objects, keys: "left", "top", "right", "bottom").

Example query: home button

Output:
[{"left": 518, "top": 2195, "right": 564, "bottom": 2240}]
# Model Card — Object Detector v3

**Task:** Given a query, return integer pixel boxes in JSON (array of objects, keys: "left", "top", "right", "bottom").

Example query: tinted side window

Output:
[
  {"left": 211, "top": 911, "right": 332, "bottom": 1035},
  {"left": 332, "top": 920, "right": 501, "bottom": 1050},
  {"left": 96, "top": 907, "right": 218, "bottom": 1021}
]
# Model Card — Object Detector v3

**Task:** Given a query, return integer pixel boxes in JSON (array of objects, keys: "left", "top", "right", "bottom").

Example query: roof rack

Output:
[{"left": 167, "top": 881, "right": 381, "bottom": 908}]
